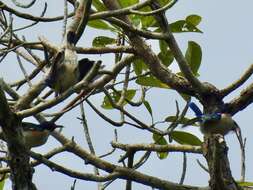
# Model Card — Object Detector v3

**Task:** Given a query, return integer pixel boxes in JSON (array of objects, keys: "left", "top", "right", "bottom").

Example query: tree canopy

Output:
[{"left": 0, "top": 0, "right": 252, "bottom": 190}]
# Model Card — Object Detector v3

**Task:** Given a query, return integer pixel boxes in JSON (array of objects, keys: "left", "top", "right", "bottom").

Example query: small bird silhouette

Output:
[{"left": 0, "top": 121, "right": 63, "bottom": 149}]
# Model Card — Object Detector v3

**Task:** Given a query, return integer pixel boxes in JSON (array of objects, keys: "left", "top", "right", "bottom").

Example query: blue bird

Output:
[
  {"left": 188, "top": 102, "right": 238, "bottom": 135},
  {"left": 0, "top": 122, "right": 63, "bottom": 149}
]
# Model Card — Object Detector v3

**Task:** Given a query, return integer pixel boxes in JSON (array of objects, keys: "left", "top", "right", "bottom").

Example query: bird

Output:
[
  {"left": 44, "top": 31, "right": 99, "bottom": 94},
  {"left": 0, "top": 121, "right": 63, "bottom": 149},
  {"left": 188, "top": 102, "right": 238, "bottom": 135},
  {"left": 44, "top": 54, "right": 96, "bottom": 94}
]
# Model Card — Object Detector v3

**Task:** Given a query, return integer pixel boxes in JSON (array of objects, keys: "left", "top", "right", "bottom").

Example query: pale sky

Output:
[{"left": 1, "top": 0, "right": 253, "bottom": 189}]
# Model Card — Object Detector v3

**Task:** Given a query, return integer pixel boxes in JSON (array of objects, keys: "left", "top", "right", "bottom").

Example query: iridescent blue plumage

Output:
[
  {"left": 188, "top": 102, "right": 237, "bottom": 135},
  {"left": 188, "top": 102, "right": 203, "bottom": 117},
  {"left": 201, "top": 113, "right": 222, "bottom": 123}
]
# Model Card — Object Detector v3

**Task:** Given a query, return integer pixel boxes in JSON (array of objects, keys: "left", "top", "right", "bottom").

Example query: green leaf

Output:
[
  {"left": 157, "top": 0, "right": 173, "bottom": 6},
  {"left": 185, "top": 41, "right": 202, "bottom": 75},
  {"left": 133, "top": 60, "right": 143, "bottom": 75},
  {"left": 170, "top": 20, "right": 203, "bottom": 33},
  {"left": 141, "top": 15, "right": 157, "bottom": 29},
  {"left": 101, "top": 89, "right": 136, "bottom": 109},
  {"left": 237, "top": 181, "right": 253, "bottom": 187},
  {"left": 136, "top": 76, "right": 169, "bottom": 89},
  {"left": 170, "top": 131, "right": 202, "bottom": 146},
  {"left": 0, "top": 180, "right": 4, "bottom": 190},
  {"left": 92, "top": 0, "right": 107, "bottom": 11},
  {"left": 158, "top": 50, "right": 174, "bottom": 67},
  {"left": 133, "top": 59, "right": 146, "bottom": 75},
  {"left": 0, "top": 174, "right": 8, "bottom": 190},
  {"left": 159, "top": 40, "right": 168, "bottom": 53},
  {"left": 143, "top": 100, "right": 153, "bottom": 122},
  {"left": 131, "top": 16, "right": 142, "bottom": 28},
  {"left": 88, "top": 20, "right": 115, "bottom": 31},
  {"left": 118, "top": 0, "right": 139, "bottom": 8},
  {"left": 165, "top": 116, "right": 198, "bottom": 126},
  {"left": 92, "top": 36, "right": 116, "bottom": 47},
  {"left": 133, "top": 59, "right": 148, "bottom": 75},
  {"left": 134, "top": 6, "right": 157, "bottom": 29},
  {"left": 153, "top": 134, "right": 168, "bottom": 159},
  {"left": 186, "top": 15, "right": 202, "bottom": 26}
]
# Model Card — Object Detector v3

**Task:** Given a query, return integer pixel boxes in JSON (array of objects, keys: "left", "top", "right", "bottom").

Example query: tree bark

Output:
[
  {"left": 203, "top": 135, "right": 241, "bottom": 190},
  {"left": 0, "top": 81, "right": 36, "bottom": 190}
]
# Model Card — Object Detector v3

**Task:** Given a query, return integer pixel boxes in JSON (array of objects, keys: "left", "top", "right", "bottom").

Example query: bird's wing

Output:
[{"left": 77, "top": 58, "right": 95, "bottom": 81}]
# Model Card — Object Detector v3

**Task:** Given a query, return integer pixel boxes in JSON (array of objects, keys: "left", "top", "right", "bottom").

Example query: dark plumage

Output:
[
  {"left": 0, "top": 122, "right": 63, "bottom": 149},
  {"left": 44, "top": 52, "right": 95, "bottom": 94},
  {"left": 22, "top": 121, "right": 63, "bottom": 132}
]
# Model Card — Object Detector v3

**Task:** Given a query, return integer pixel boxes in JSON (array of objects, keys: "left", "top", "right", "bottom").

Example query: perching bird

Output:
[
  {"left": 44, "top": 53, "right": 96, "bottom": 94},
  {"left": 44, "top": 31, "right": 98, "bottom": 94},
  {"left": 188, "top": 102, "right": 238, "bottom": 135},
  {"left": 0, "top": 121, "right": 63, "bottom": 149}
]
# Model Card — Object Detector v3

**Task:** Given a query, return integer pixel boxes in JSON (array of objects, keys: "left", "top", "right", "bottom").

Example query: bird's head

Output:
[{"left": 39, "top": 122, "right": 63, "bottom": 132}]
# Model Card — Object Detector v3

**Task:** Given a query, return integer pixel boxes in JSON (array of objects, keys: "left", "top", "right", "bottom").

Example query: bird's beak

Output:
[{"left": 56, "top": 125, "right": 64, "bottom": 129}]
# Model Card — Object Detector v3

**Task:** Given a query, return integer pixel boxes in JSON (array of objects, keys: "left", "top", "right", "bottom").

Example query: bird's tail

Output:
[{"left": 188, "top": 102, "right": 202, "bottom": 117}]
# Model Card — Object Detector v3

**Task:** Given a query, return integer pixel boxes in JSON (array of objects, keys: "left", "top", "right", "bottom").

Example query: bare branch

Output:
[
  {"left": 179, "top": 153, "right": 187, "bottom": 185},
  {"left": 224, "top": 82, "right": 253, "bottom": 115},
  {"left": 51, "top": 131, "right": 202, "bottom": 189},
  {"left": 220, "top": 64, "right": 253, "bottom": 97},
  {"left": 0, "top": 1, "right": 74, "bottom": 22},
  {"left": 111, "top": 141, "right": 202, "bottom": 154},
  {"left": 149, "top": 0, "right": 205, "bottom": 94},
  {"left": 30, "top": 151, "right": 119, "bottom": 182}
]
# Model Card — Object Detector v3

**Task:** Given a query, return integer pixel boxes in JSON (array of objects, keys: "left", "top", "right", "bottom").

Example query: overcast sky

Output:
[{"left": 1, "top": 0, "right": 253, "bottom": 189}]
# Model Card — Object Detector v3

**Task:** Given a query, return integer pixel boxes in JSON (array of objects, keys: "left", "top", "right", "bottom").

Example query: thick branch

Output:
[
  {"left": 51, "top": 131, "right": 202, "bottom": 190},
  {"left": 203, "top": 136, "right": 240, "bottom": 190},
  {"left": 30, "top": 151, "right": 119, "bottom": 182},
  {"left": 14, "top": 81, "right": 46, "bottom": 111},
  {"left": 223, "top": 82, "right": 253, "bottom": 115},
  {"left": 16, "top": 55, "right": 134, "bottom": 118},
  {"left": 220, "top": 64, "right": 253, "bottom": 97},
  {"left": 102, "top": 0, "right": 195, "bottom": 96},
  {"left": 0, "top": 39, "right": 134, "bottom": 54},
  {"left": 149, "top": 1, "right": 205, "bottom": 94},
  {"left": 111, "top": 141, "right": 202, "bottom": 154},
  {"left": 0, "top": 79, "right": 35, "bottom": 190},
  {"left": 67, "top": 0, "right": 92, "bottom": 44}
]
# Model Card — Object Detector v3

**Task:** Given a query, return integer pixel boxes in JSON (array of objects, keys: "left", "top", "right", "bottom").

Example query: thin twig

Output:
[
  {"left": 79, "top": 102, "right": 102, "bottom": 190},
  {"left": 99, "top": 129, "right": 118, "bottom": 158},
  {"left": 70, "top": 179, "right": 77, "bottom": 190},
  {"left": 13, "top": 3, "right": 47, "bottom": 32},
  {"left": 133, "top": 151, "right": 151, "bottom": 169},
  {"left": 196, "top": 159, "right": 209, "bottom": 173},
  {"left": 179, "top": 153, "right": 187, "bottom": 184},
  {"left": 16, "top": 55, "right": 32, "bottom": 87},
  {"left": 11, "top": 0, "right": 36, "bottom": 8},
  {"left": 220, "top": 64, "right": 253, "bottom": 97},
  {"left": 130, "top": 0, "right": 177, "bottom": 16},
  {"left": 62, "top": 0, "right": 68, "bottom": 41}
]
